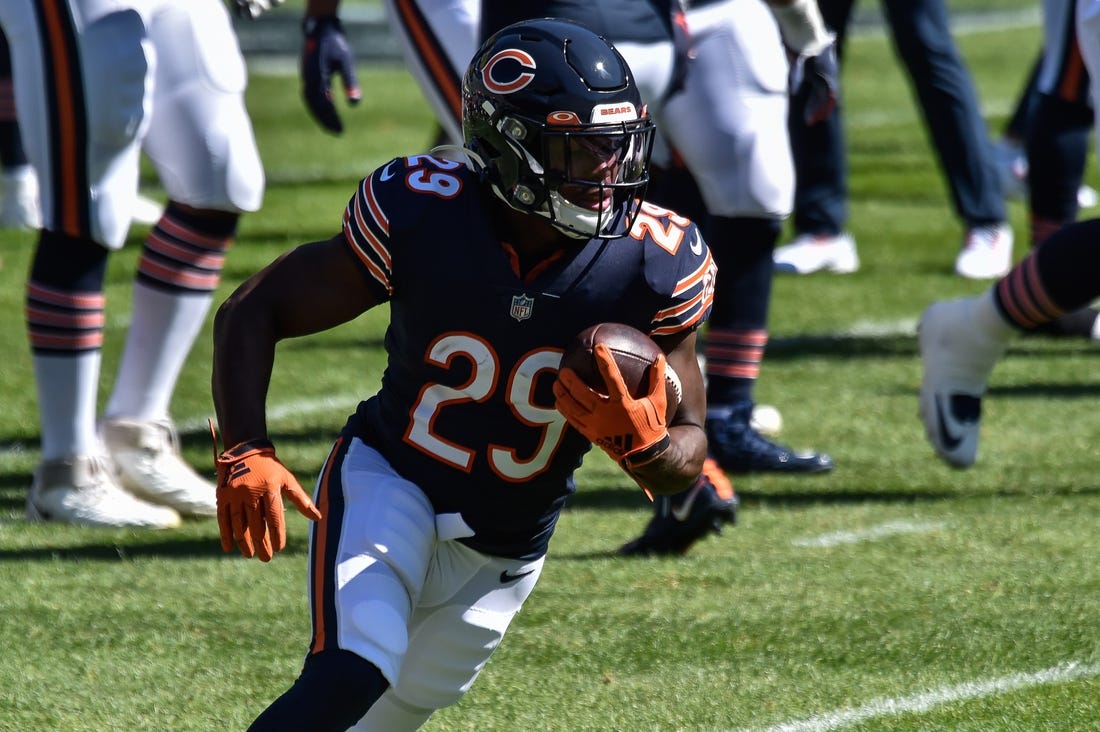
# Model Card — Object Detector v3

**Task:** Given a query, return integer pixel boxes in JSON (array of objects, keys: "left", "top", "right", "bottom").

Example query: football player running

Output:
[{"left": 212, "top": 19, "right": 716, "bottom": 730}]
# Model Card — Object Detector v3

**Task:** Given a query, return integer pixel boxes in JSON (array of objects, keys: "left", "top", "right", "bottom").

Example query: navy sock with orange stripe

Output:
[
  {"left": 27, "top": 230, "right": 108, "bottom": 355},
  {"left": 994, "top": 218, "right": 1100, "bottom": 330}
]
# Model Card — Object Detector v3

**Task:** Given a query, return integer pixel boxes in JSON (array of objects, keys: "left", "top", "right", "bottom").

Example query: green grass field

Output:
[{"left": 2, "top": 14, "right": 1099, "bottom": 732}]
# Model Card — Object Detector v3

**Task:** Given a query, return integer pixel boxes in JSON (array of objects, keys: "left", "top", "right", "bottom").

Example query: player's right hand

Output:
[
  {"left": 215, "top": 440, "right": 322, "bottom": 562},
  {"left": 553, "top": 344, "right": 671, "bottom": 468},
  {"left": 301, "top": 16, "right": 362, "bottom": 134}
]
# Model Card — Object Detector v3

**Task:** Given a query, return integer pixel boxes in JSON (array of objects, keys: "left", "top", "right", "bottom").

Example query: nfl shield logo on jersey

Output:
[{"left": 510, "top": 294, "right": 534, "bottom": 322}]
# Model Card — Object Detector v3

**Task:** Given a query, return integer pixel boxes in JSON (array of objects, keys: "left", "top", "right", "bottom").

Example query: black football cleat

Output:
[
  {"left": 619, "top": 459, "right": 738, "bottom": 557},
  {"left": 706, "top": 402, "right": 834, "bottom": 474}
]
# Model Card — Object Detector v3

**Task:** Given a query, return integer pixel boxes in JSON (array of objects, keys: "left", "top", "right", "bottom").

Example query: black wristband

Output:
[
  {"left": 620, "top": 432, "right": 671, "bottom": 471},
  {"left": 221, "top": 439, "right": 275, "bottom": 460}
]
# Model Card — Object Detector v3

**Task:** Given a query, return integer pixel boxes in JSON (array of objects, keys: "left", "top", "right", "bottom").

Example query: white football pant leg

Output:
[
  {"left": 0, "top": 1, "right": 152, "bottom": 249},
  {"left": 142, "top": 0, "right": 263, "bottom": 212},
  {"left": 351, "top": 529, "right": 544, "bottom": 730},
  {"left": 661, "top": 0, "right": 794, "bottom": 219},
  {"left": 322, "top": 440, "right": 438, "bottom": 686}
]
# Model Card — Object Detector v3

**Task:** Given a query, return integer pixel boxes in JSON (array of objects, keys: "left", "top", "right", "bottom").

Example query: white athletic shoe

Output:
[
  {"left": 101, "top": 418, "right": 217, "bottom": 517},
  {"left": 954, "top": 223, "right": 1013, "bottom": 279},
  {"left": 26, "top": 454, "right": 182, "bottom": 528},
  {"left": 0, "top": 166, "right": 42, "bottom": 230},
  {"left": 917, "top": 298, "right": 1007, "bottom": 468},
  {"left": 773, "top": 231, "right": 859, "bottom": 274}
]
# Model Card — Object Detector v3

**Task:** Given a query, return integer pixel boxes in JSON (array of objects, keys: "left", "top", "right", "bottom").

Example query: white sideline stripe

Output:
[
  {"left": 0, "top": 394, "right": 360, "bottom": 467},
  {"left": 792, "top": 520, "right": 946, "bottom": 548},
  {"left": 175, "top": 394, "right": 360, "bottom": 434},
  {"left": 743, "top": 661, "right": 1100, "bottom": 732}
]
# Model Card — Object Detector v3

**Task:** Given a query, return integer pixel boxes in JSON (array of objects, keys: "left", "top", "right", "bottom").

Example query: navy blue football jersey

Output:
[{"left": 339, "top": 154, "right": 714, "bottom": 558}]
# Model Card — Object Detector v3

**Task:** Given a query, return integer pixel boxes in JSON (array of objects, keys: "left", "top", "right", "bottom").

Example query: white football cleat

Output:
[
  {"left": 0, "top": 165, "right": 42, "bottom": 230},
  {"left": 101, "top": 418, "right": 217, "bottom": 517},
  {"left": 918, "top": 298, "right": 1007, "bottom": 468},
  {"left": 774, "top": 231, "right": 859, "bottom": 274},
  {"left": 27, "top": 454, "right": 182, "bottom": 528},
  {"left": 954, "top": 223, "right": 1013, "bottom": 279}
]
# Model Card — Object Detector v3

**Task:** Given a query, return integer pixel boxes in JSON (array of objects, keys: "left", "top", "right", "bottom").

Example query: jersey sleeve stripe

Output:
[
  {"left": 342, "top": 210, "right": 395, "bottom": 296},
  {"left": 651, "top": 253, "right": 716, "bottom": 335},
  {"left": 362, "top": 175, "right": 391, "bottom": 235},
  {"left": 349, "top": 195, "right": 394, "bottom": 271},
  {"left": 671, "top": 251, "right": 715, "bottom": 296}
]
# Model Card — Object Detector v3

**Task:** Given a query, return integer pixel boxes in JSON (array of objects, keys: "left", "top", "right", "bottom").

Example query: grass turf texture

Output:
[{"left": 1, "top": 16, "right": 1099, "bottom": 732}]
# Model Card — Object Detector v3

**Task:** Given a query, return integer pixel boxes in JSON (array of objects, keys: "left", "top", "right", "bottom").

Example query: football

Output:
[{"left": 559, "top": 322, "right": 682, "bottom": 420}]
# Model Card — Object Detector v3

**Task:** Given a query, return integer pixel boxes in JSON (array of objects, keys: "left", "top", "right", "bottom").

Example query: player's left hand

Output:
[
  {"left": 215, "top": 440, "right": 322, "bottom": 562},
  {"left": 231, "top": 0, "right": 284, "bottom": 20},
  {"left": 301, "top": 16, "right": 363, "bottom": 134},
  {"left": 553, "top": 344, "right": 671, "bottom": 469},
  {"left": 791, "top": 41, "right": 839, "bottom": 126}
]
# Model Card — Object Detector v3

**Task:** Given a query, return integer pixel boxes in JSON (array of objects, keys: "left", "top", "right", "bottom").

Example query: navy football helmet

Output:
[{"left": 462, "top": 18, "right": 655, "bottom": 239}]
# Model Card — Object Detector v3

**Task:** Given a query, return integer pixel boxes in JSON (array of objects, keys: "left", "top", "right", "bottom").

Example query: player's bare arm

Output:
[
  {"left": 211, "top": 233, "right": 378, "bottom": 560},
  {"left": 628, "top": 329, "right": 708, "bottom": 495},
  {"left": 212, "top": 234, "right": 378, "bottom": 446}
]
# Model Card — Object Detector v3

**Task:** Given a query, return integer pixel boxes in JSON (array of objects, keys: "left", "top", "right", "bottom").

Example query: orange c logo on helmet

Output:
[
  {"left": 547, "top": 111, "right": 582, "bottom": 125},
  {"left": 482, "top": 49, "right": 537, "bottom": 94}
]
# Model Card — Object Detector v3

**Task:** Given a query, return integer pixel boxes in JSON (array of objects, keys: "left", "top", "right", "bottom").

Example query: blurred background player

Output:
[
  {"left": 0, "top": 24, "right": 162, "bottom": 232},
  {"left": 991, "top": 0, "right": 1100, "bottom": 339},
  {"left": 774, "top": 0, "right": 1014, "bottom": 280},
  {"left": 381, "top": 0, "right": 478, "bottom": 146},
  {"left": 0, "top": 0, "right": 266, "bottom": 527},
  {"left": 919, "top": 0, "right": 1100, "bottom": 468}
]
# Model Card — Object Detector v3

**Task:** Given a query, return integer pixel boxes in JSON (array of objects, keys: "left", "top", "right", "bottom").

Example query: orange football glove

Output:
[
  {"left": 215, "top": 440, "right": 322, "bottom": 562},
  {"left": 553, "top": 343, "right": 671, "bottom": 470}
]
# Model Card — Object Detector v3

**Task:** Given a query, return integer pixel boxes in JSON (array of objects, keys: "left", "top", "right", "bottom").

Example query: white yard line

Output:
[
  {"left": 741, "top": 661, "right": 1100, "bottom": 732},
  {"left": 792, "top": 520, "right": 947, "bottom": 548}
]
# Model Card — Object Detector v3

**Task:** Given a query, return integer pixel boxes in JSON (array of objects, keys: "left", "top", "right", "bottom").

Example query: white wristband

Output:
[{"left": 769, "top": 0, "right": 834, "bottom": 56}]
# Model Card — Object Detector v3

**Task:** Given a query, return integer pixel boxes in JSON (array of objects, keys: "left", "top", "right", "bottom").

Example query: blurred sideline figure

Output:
[
  {"left": 918, "top": 0, "right": 1100, "bottom": 467},
  {"left": 0, "top": 0, "right": 267, "bottom": 527},
  {"left": 775, "top": 0, "right": 1014, "bottom": 280},
  {"left": 990, "top": 0, "right": 1100, "bottom": 339}
]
